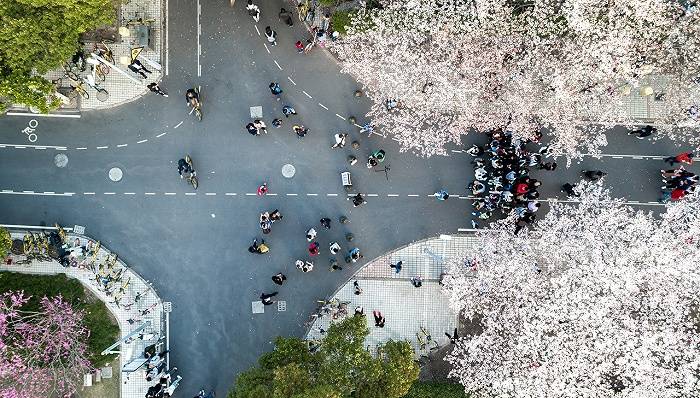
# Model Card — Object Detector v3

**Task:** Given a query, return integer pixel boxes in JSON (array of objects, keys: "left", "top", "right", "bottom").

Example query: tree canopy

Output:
[
  {"left": 333, "top": 0, "right": 700, "bottom": 158},
  {"left": 444, "top": 182, "right": 700, "bottom": 397},
  {"left": 229, "top": 316, "right": 420, "bottom": 398},
  {"left": 0, "top": 0, "right": 114, "bottom": 111}
]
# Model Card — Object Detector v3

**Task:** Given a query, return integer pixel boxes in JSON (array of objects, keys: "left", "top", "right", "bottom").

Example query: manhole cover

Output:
[
  {"left": 54, "top": 153, "right": 68, "bottom": 168},
  {"left": 108, "top": 167, "right": 123, "bottom": 182},
  {"left": 282, "top": 164, "right": 295, "bottom": 178},
  {"left": 250, "top": 106, "right": 263, "bottom": 118},
  {"left": 252, "top": 301, "right": 265, "bottom": 314},
  {"left": 277, "top": 301, "right": 287, "bottom": 312}
]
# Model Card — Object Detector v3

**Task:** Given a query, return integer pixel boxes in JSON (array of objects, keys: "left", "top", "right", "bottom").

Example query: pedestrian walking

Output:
[
  {"left": 353, "top": 280, "right": 362, "bottom": 295},
  {"left": 296, "top": 260, "right": 313, "bottom": 272},
  {"left": 329, "top": 258, "right": 342, "bottom": 271},
  {"left": 279, "top": 8, "right": 293, "bottom": 26},
  {"left": 538, "top": 161, "right": 557, "bottom": 171},
  {"left": 389, "top": 260, "right": 403, "bottom": 274},
  {"left": 331, "top": 133, "right": 348, "bottom": 149},
  {"left": 329, "top": 241, "right": 341, "bottom": 255},
  {"left": 372, "top": 310, "right": 385, "bottom": 328},
  {"left": 293, "top": 125, "right": 308, "bottom": 138},
  {"left": 282, "top": 105, "right": 297, "bottom": 117},
  {"left": 253, "top": 119, "right": 267, "bottom": 134},
  {"left": 349, "top": 193, "right": 367, "bottom": 207},
  {"left": 348, "top": 247, "right": 362, "bottom": 263},
  {"left": 295, "top": 40, "right": 305, "bottom": 53},
  {"left": 561, "top": 183, "right": 580, "bottom": 197},
  {"left": 260, "top": 292, "right": 278, "bottom": 305},
  {"left": 269, "top": 82, "right": 282, "bottom": 100},
  {"left": 306, "top": 227, "right": 317, "bottom": 241},
  {"left": 257, "top": 183, "right": 268, "bottom": 196},
  {"left": 582, "top": 170, "right": 606, "bottom": 181},
  {"left": 264, "top": 26, "right": 277, "bottom": 46},
  {"left": 147, "top": 83, "right": 168, "bottom": 97},
  {"left": 434, "top": 189, "right": 449, "bottom": 200},
  {"left": 272, "top": 118, "right": 283, "bottom": 128},
  {"left": 628, "top": 125, "right": 656, "bottom": 139},
  {"left": 128, "top": 59, "right": 152, "bottom": 78},
  {"left": 320, "top": 217, "right": 331, "bottom": 229},
  {"left": 308, "top": 242, "right": 320, "bottom": 256},
  {"left": 360, "top": 123, "right": 374, "bottom": 137},
  {"left": 246, "top": 0, "right": 260, "bottom": 22},
  {"left": 410, "top": 276, "right": 422, "bottom": 288},
  {"left": 270, "top": 209, "right": 283, "bottom": 221},
  {"left": 445, "top": 328, "right": 459, "bottom": 344},
  {"left": 246, "top": 122, "right": 259, "bottom": 135},
  {"left": 664, "top": 151, "right": 694, "bottom": 166},
  {"left": 272, "top": 273, "right": 287, "bottom": 285}
]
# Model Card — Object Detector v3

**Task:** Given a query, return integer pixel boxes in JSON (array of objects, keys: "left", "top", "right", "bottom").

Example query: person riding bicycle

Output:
[
  {"left": 177, "top": 158, "right": 195, "bottom": 178},
  {"left": 185, "top": 88, "right": 200, "bottom": 108}
]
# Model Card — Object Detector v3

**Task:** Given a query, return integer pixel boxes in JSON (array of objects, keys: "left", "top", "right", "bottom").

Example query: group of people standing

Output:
[
  {"left": 467, "top": 129, "right": 554, "bottom": 231},
  {"left": 661, "top": 152, "right": 697, "bottom": 201}
]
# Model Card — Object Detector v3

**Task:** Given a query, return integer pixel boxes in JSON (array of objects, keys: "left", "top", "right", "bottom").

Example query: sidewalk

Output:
[
  {"left": 1, "top": 226, "right": 170, "bottom": 398},
  {"left": 41, "top": 0, "right": 164, "bottom": 111},
  {"left": 306, "top": 234, "right": 480, "bottom": 359}
]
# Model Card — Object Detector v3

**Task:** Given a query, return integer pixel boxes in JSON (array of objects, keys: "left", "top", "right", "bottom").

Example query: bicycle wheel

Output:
[
  {"left": 64, "top": 66, "right": 80, "bottom": 81},
  {"left": 96, "top": 88, "right": 109, "bottom": 102},
  {"left": 190, "top": 176, "right": 198, "bottom": 190},
  {"left": 77, "top": 86, "right": 90, "bottom": 99},
  {"left": 195, "top": 108, "right": 202, "bottom": 121}
]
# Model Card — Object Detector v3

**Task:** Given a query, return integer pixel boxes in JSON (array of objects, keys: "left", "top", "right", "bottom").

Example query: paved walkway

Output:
[
  {"left": 306, "top": 234, "right": 478, "bottom": 358},
  {"left": 1, "top": 226, "right": 169, "bottom": 398},
  {"left": 41, "top": 0, "right": 164, "bottom": 111}
]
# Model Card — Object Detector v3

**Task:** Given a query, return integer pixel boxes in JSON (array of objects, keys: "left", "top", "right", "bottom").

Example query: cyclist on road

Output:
[
  {"left": 177, "top": 158, "right": 195, "bottom": 178},
  {"left": 185, "top": 88, "right": 200, "bottom": 108}
]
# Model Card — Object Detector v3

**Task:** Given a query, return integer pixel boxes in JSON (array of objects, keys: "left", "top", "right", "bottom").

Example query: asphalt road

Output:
[{"left": 0, "top": 0, "right": 697, "bottom": 395}]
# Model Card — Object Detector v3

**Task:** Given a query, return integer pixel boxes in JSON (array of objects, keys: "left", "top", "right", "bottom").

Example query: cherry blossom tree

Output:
[
  {"left": 442, "top": 182, "right": 700, "bottom": 397},
  {"left": 332, "top": 0, "right": 700, "bottom": 157},
  {"left": 0, "top": 292, "right": 92, "bottom": 398}
]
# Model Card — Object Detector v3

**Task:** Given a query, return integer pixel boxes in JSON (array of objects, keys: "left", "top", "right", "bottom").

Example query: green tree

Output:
[
  {"left": 229, "top": 316, "right": 420, "bottom": 398},
  {"left": 0, "top": 227, "right": 11, "bottom": 260},
  {"left": 0, "top": 0, "right": 114, "bottom": 111}
]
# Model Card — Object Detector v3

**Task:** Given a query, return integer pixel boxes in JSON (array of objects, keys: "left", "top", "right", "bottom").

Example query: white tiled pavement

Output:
[
  {"left": 41, "top": 0, "right": 163, "bottom": 110},
  {"left": 2, "top": 229, "right": 167, "bottom": 398},
  {"left": 306, "top": 235, "right": 481, "bottom": 358}
]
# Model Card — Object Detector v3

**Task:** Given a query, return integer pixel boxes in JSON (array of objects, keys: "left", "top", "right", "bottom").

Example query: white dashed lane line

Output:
[
  {"left": 287, "top": 76, "right": 297, "bottom": 85},
  {"left": 0, "top": 189, "right": 670, "bottom": 206},
  {"left": 318, "top": 103, "right": 329, "bottom": 110},
  {"left": 274, "top": 60, "right": 283, "bottom": 70},
  {"left": 157, "top": 132, "right": 167, "bottom": 137},
  {"left": 117, "top": 144, "right": 128, "bottom": 148},
  {"left": 302, "top": 91, "right": 312, "bottom": 99},
  {"left": 96, "top": 146, "right": 108, "bottom": 149},
  {"left": 137, "top": 139, "right": 148, "bottom": 144}
]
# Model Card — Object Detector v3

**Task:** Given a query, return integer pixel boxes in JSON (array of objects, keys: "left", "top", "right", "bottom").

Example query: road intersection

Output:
[{"left": 0, "top": 0, "right": 696, "bottom": 395}]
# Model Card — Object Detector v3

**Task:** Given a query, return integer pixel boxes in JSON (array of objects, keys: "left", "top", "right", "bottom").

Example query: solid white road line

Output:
[
  {"left": 0, "top": 143, "right": 68, "bottom": 150},
  {"left": 197, "top": 0, "right": 201, "bottom": 77},
  {"left": 165, "top": 0, "right": 169, "bottom": 75},
  {"left": 6, "top": 112, "right": 80, "bottom": 118}
]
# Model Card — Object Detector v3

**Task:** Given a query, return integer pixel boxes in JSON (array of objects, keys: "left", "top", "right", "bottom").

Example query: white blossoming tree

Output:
[
  {"left": 442, "top": 182, "right": 700, "bottom": 397},
  {"left": 332, "top": 0, "right": 700, "bottom": 157}
]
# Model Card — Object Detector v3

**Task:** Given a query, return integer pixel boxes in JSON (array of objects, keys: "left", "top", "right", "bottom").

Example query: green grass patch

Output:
[
  {"left": 0, "top": 271, "right": 120, "bottom": 365},
  {"left": 332, "top": 10, "right": 355, "bottom": 35},
  {"left": 403, "top": 381, "right": 469, "bottom": 398}
]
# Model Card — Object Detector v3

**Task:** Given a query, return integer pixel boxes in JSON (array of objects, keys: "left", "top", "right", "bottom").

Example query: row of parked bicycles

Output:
[{"left": 54, "top": 41, "right": 114, "bottom": 103}]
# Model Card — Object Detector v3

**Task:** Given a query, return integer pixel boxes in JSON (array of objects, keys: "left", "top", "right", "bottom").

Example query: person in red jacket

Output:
[{"left": 664, "top": 152, "right": 694, "bottom": 166}]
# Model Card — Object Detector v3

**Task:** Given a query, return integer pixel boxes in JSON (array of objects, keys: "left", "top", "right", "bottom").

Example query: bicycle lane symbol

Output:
[{"left": 21, "top": 119, "right": 39, "bottom": 143}]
